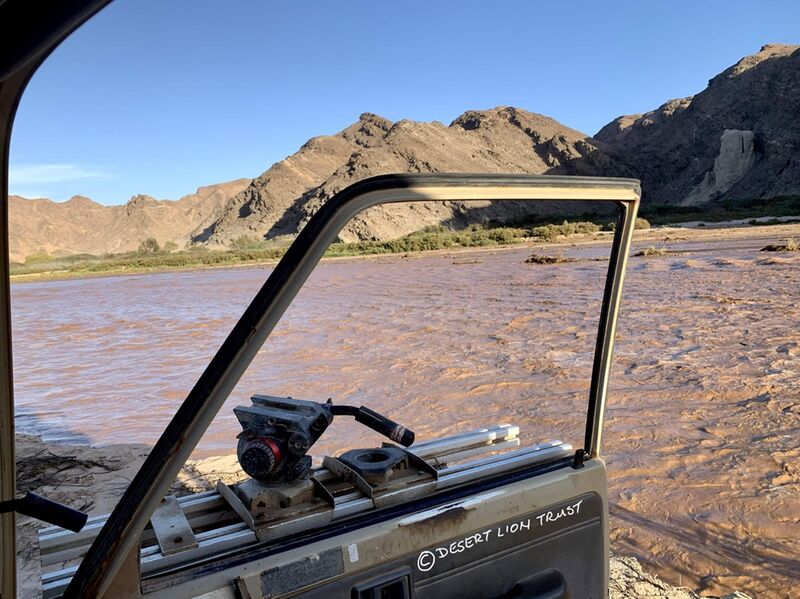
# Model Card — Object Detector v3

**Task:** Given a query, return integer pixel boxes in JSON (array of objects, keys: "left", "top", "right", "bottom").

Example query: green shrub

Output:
[
  {"left": 13, "top": 215, "right": 670, "bottom": 280},
  {"left": 325, "top": 223, "right": 528, "bottom": 257},
  {"left": 138, "top": 238, "right": 161, "bottom": 253},
  {"left": 25, "top": 250, "right": 53, "bottom": 264},
  {"left": 527, "top": 220, "right": 601, "bottom": 241},
  {"left": 230, "top": 235, "right": 268, "bottom": 251},
  {"left": 635, "top": 217, "right": 651, "bottom": 229}
]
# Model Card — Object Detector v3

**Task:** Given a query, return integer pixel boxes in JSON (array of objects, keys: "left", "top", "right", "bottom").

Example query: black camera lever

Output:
[{"left": 327, "top": 402, "right": 415, "bottom": 447}]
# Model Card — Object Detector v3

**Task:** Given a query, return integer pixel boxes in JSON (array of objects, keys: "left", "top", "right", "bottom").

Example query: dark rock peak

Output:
[
  {"left": 597, "top": 97, "right": 693, "bottom": 143},
  {"left": 341, "top": 113, "right": 393, "bottom": 147},
  {"left": 450, "top": 106, "right": 582, "bottom": 139},
  {"left": 451, "top": 111, "right": 483, "bottom": 131},
  {"left": 358, "top": 112, "right": 392, "bottom": 126},
  {"left": 658, "top": 97, "right": 693, "bottom": 116},
  {"left": 594, "top": 115, "right": 641, "bottom": 142},
  {"left": 451, "top": 106, "right": 516, "bottom": 130},
  {"left": 634, "top": 98, "right": 692, "bottom": 129},
  {"left": 709, "top": 43, "right": 799, "bottom": 86}
]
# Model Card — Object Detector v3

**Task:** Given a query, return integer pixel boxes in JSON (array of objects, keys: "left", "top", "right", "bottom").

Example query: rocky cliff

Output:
[{"left": 596, "top": 44, "right": 800, "bottom": 205}]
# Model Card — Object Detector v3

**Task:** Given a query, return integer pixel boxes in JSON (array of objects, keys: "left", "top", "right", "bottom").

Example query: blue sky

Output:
[{"left": 9, "top": 0, "right": 800, "bottom": 203}]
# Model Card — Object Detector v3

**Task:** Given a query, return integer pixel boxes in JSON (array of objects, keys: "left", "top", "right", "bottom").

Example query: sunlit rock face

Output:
[{"left": 682, "top": 129, "right": 756, "bottom": 205}]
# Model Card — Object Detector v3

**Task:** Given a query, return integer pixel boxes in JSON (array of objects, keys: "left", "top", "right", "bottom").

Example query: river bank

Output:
[{"left": 10, "top": 220, "right": 800, "bottom": 284}]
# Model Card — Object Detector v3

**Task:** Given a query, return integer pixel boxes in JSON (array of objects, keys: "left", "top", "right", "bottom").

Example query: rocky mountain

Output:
[
  {"left": 11, "top": 44, "right": 800, "bottom": 257},
  {"left": 196, "top": 107, "right": 630, "bottom": 246},
  {"left": 596, "top": 43, "right": 800, "bottom": 205},
  {"left": 9, "top": 179, "right": 250, "bottom": 262},
  {"left": 197, "top": 44, "right": 800, "bottom": 244}
]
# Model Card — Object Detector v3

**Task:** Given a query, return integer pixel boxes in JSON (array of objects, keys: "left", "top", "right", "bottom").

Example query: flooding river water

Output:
[{"left": 11, "top": 237, "right": 800, "bottom": 597}]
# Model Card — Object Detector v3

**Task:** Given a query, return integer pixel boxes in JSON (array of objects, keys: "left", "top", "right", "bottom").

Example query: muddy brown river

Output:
[{"left": 11, "top": 236, "right": 800, "bottom": 597}]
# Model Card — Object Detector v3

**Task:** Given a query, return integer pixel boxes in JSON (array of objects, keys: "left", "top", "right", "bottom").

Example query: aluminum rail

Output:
[
  {"left": 44, "top": 436, "right": 570, "bottom": 598},
  {"left": 38, "top": 424, "right": 520, "bottom": 557},
  {"left": 64, "top": 173, "right": 639, "bottom": 597},
  {"left": 38, "top": 424, "right": 520, "bottom": 556},
  {"left": 39, "top": 425, "right": 525, "bottom": 595}
]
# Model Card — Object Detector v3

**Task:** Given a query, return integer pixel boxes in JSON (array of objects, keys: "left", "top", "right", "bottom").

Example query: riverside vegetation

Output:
[
  {"left": 16, "top": 202, "right": 800, "bottom": 281},
  {"left": 10, "top": 217, "right": 652, "bottom": 279}
]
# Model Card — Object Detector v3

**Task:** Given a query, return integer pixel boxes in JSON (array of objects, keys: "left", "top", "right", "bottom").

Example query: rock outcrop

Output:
[
  {"left": 609, "top": 555, "right": 751, "bottom": 599},
  {"left": 682, "top": 130, "right": 756, "bottom": 205}
]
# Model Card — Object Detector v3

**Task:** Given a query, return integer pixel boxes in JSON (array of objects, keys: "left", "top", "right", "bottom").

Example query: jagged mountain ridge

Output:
[
  {"left": 197, "top": 44, "right": 800, "bottom": 245},
  {"left": 197, "top": 107, "right": 630, "bottom": 246}
]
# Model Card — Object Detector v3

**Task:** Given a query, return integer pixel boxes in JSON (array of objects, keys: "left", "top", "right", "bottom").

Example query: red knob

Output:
[{"left": 237, "top": 436, "right": 283, "bottom": 480}]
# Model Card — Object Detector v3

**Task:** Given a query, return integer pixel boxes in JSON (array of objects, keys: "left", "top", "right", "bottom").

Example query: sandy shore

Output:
[{"left": 13, "top": 435, "right": 751, "bottom": 599}]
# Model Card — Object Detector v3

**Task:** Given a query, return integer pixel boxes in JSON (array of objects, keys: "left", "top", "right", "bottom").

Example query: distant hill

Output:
[
  {"left": 8, "top": 179, "right": 250, "bottom": 262},
  {"left": 10, "top": 44, "right": 800, "bottom": 259}
]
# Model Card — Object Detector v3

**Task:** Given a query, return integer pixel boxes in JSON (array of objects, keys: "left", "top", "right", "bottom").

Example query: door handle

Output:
[{"left": 499, "top": 569, "right": 568, "bottom": 599}]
